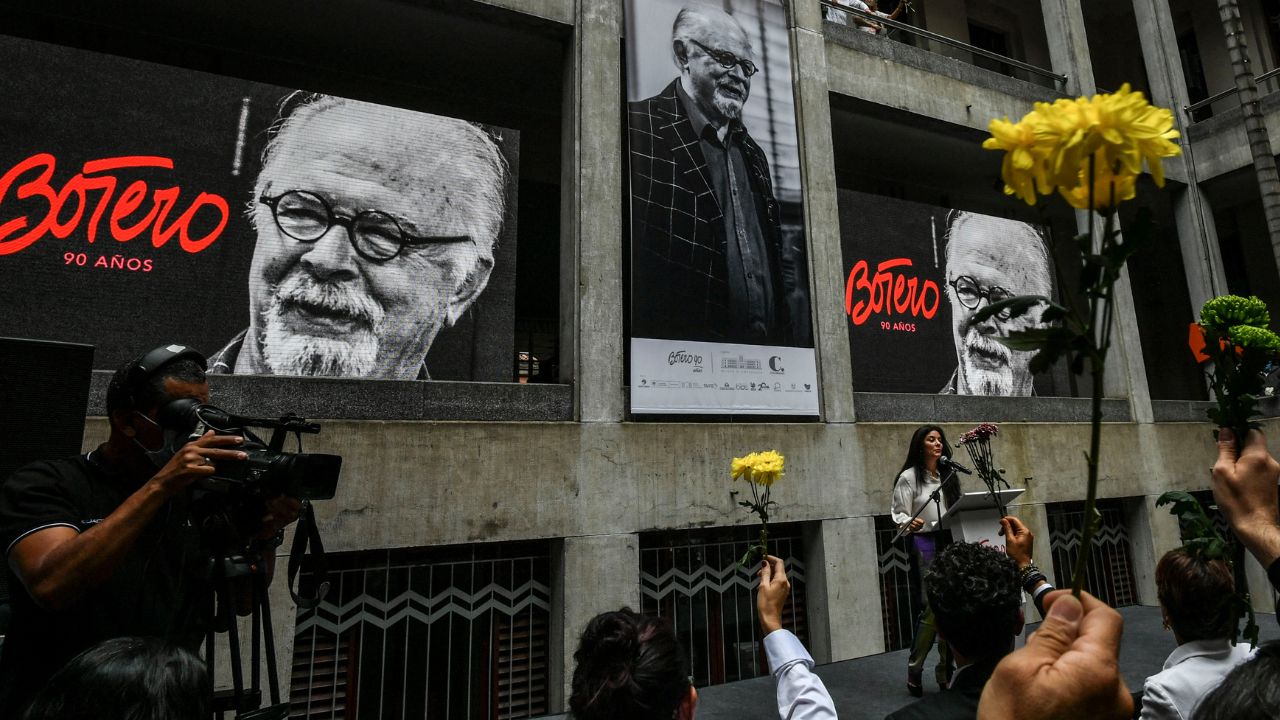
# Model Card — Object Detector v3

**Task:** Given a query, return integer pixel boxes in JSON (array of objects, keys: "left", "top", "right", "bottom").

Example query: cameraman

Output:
[{"left": 0, "top": 345, "right": 301, "bottom": 714}]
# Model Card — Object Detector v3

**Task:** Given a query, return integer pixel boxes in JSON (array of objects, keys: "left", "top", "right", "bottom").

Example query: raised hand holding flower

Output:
[
  {"left": 1195, "top": 295, "right": 1280, "bottom": 449},
  {"left": 981, "top": 83, "right": 1181, "bottom": 598},
  {"left": 731, "top": 450, "right": 785, "bottom": 567}
]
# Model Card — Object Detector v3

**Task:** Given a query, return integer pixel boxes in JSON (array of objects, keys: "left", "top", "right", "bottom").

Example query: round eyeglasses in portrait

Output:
[
  {"left": 688, "top": 39, "right": 758, "bottom": 78},
  {"left": 949, "top": 275, "right": 1016, "bottom": 320},
  {"left": 259, "top": 190, "right": 471, "bottom": 262}
]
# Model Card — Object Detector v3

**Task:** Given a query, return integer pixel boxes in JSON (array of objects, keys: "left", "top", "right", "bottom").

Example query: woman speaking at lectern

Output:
[{"left": 890, "top": 425, "right": 960, "bottom": 697}]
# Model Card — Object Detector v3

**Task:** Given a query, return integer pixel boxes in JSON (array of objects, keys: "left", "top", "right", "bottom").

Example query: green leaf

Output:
[
  {"left": 993, "top": 326, "right": 1076, "bottom": 352},
  {"left": 1041, "top": 304, "right": 1069, "bottom": 323},
  {"left": 968, "top": 295, "right": 1054, "bottom": 326},
  {"left": 1028, "top": 350, "right": 1058, "bottom": 374}
]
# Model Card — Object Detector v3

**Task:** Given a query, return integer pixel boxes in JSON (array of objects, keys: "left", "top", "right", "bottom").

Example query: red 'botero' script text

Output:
[
  {"left": 0, "top": 153, "right": 229, "bottom": 256},
  {"left": 845, "top": 257, "right": 941, "bottom": 326}
]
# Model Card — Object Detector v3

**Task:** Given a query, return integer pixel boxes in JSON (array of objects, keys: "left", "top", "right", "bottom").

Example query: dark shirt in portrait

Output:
[
  {"left": 627, "top": 79, "right": 799, "bottom": 346},
  {"left": 677, "top": 83, "right": 776, "bottom": 342}
]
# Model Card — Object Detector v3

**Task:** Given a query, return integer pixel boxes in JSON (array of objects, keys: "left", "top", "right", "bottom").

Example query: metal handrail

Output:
[
  {"left": 1185, "top": 66, "right": 1280, "bottom": 117},
  {"left": 819, "top": 0, "right": 1068, "bottom": 85}
]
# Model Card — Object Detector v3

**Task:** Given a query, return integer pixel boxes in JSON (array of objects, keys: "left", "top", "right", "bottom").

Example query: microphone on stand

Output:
[{"left": 939, "top": 455, "right": 973, "bottom": 475}]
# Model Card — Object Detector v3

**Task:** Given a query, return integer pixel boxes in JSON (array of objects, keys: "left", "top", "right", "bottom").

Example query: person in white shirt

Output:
[
  {"left": 1139, "top": 548, "right": 1254, "bottom": 720},
  {"left": 891, "top": 425, "right": 961, "bottom": 696},
  {"left": 758, "top": 555, "right": 838, "bottom": 720}
]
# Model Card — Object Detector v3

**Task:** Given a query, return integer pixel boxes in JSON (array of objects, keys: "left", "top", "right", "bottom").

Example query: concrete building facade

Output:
[{"left": 7, "top": 0, "right": 1280, "bottom": 716}]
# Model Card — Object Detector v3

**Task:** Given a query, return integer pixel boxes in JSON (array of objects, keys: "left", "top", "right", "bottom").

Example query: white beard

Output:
[
  {"left": 961, "top": 364, "right": 1016, "bottom": 396},
  {"left": 957, "top": 330, "right": 1033, "bottom": 396},
  {"left": 259, "top": 275, "right": 384, "bottom": 378},
  {"left": 713, "top": 93, "right": 744, "bottom": 120}
]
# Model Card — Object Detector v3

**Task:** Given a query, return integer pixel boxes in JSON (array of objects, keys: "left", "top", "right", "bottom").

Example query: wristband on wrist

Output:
[
  {"left": 1022, "top": 572, "right": 1048, "bottom": 592},
  {"left": 1018, "top": 563, "right": 1046, "bottom": 590}
]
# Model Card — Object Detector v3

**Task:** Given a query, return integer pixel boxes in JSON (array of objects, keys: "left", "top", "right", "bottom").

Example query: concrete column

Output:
[
  {"left": 790, "top": 0, "right": 857, "bottom": 422},
  {"left": 562, "top": 0, "right": 625, "bottom": 422},
  {"left": 1110, "top": 263, "right": 1155, "bottom": 423},
  {"left": 803, "top": 516, "right": 884, "bottom": 662},
  {"left": 1172, "top": 186, "right": 1229, "bottom": 312},
  {"left": 1039, "top": 0, "right": 1095, "bottom": 96},
  {"left": 1126, "top": 495, "right": 1183, "bottom": 606},
  {"left": 1132, "top": 0, "right": 1230, "bottom": 313},
  {"left": 1041, "top": 0, "right": 1154, "bottom": 420},
  {"left": 548, "top": 533, "right": 641, "bottom": 711}
]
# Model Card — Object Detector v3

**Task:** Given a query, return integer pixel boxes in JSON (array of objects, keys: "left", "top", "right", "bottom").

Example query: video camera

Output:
[{"left": 156, "top": 399, "right": 341, "bottom": 547}]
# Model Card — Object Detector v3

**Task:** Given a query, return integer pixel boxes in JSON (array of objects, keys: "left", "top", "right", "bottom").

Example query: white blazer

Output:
[{"left": 1139, "top": 638, "right": 1255, "bottom": 720}]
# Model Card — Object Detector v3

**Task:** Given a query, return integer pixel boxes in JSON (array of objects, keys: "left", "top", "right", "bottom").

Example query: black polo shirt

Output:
[{"left": 0, "top": 450, "right": 211, "bottom": 714}]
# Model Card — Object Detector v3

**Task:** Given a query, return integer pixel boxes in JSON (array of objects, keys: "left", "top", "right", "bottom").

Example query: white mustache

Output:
[
  {"left": 964, "top": 329, "right": 1012, "bottom": 361},
  {"left": 274, "top": 274, "right": 384, "bottom": 327}
]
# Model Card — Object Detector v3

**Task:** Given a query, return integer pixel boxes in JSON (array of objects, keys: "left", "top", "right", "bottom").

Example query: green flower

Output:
[
  {"left": 1201, "top": 295, "right": 1271, "bottom": 331},
  {"left": 1229, "top": 325, "right": 1280, "bottom": 355}
]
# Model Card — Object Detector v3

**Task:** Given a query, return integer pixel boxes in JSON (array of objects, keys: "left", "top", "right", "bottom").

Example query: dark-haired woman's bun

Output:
[{"left": 569, "top": 609, "right": 688, "bottom": 720}]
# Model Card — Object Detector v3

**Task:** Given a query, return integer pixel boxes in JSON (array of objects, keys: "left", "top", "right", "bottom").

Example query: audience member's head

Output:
[
  {"left": 926, "top": 542, "right": 1023, "bottom": 663},
  {"left": 570, "top": 608, "right": 693, "bottom": 720},
  {"left": 1193, "top": 640, "right": 1280, "bottom": 720},
  {"left": 20, "top": 637, "right": 210, "bottom": 720},
  {"left": 1156, "top": 548, "right": 1236, "bottom": 644}
]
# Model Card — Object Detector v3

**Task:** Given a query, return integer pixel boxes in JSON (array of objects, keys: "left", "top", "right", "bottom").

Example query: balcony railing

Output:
[
  {"left": 1185, "top": 67, "right": 1280, "bottom": 121},
  {"left": 820, "top": 0, "right": 1067, "bottom": 88}
]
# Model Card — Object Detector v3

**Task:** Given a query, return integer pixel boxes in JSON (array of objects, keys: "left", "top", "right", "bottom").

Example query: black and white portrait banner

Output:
[{"left": 624, "top": 0, "right": 816, "bottom": 415}]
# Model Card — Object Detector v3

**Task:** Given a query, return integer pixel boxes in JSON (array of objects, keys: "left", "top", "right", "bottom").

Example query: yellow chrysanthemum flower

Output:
[
  {"left": 1057, "top": 152, "right": 1138, "bottom": 210},
  {"left": 983, "top": 83, "right": 1181, "bottom": 208},
  {"left": 731, "top": 450, "right": 785, "bottom": 486},
  {"left": 1087, "top": 85, "right": 1181, "bottom": 187},
  {"left": 983, "top": 117, "right": 1048, "bottom": 205},
  {"left": 748, "top": 449, "right": 785, "bottom": 487}
]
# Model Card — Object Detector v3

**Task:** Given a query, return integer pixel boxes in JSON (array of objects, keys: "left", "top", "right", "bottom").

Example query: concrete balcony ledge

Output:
[
  {"left": 1151, "top": 399, "right": 1215, "bottom": 423},
  {"left": 1183, "top": 88, "right": 1280, "bottom": 181},
  {"left": 1151, "top": 397, "right": 1280, "bottom": 424},
  {"left": 853, "top": 391, "right": 1132, "bottom": 423},
  {"left": 1185, "top": 88, "right": 1280, "bottom": 141},
  {"left": 88, "top": 370, "right": 574, "bottom": 422},
  {"left": 822, "top": 19, "right": 1066, "bottom": 105}
]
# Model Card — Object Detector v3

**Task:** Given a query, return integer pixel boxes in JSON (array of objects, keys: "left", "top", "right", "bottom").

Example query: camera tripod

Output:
[
  {"left": 201, "top": 499, "right": 329, "bottom": 720},
  {"left": 205, "top": 547, "right": 286, "bottom": 720}
]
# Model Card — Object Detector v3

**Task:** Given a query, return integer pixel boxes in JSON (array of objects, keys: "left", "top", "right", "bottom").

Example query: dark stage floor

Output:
[{"left": 537, "top": 605, "right": 1279, "bottom": 720}]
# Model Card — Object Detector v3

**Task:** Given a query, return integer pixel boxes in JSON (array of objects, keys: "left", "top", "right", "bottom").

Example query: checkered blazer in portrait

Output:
[{"left": 627, "top": 79, "right": 791, "bottom": 344}]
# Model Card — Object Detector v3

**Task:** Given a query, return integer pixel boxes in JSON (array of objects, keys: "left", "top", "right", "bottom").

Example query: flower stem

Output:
[
  {"left": 1072, "top": 354, "right": 1105, "bottom": 598},
  {"left": 760, "top": 517, "right": 769, "bottom": 560},
  {"left": 1072, "top": 171, "right": 1113, "bottom": 599}
]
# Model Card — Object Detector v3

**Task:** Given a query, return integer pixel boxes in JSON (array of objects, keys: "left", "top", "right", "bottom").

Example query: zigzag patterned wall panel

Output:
[
  {"left": 1047, "top": 500, "right": 1139, "bottom": 608},
  {"left": 640, "top": 525, "right": 808, "bottom": 687},
  {"left": 291, "top": 544, "right": 551, "bottom": 720}
]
